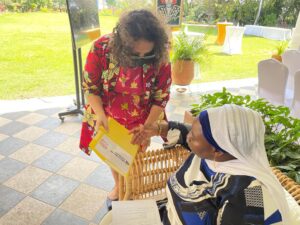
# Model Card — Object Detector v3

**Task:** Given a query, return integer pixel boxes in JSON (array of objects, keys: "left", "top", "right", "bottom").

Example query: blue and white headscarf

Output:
[{"left": 198, "top": 104, "right": 292, "bottom": 224}]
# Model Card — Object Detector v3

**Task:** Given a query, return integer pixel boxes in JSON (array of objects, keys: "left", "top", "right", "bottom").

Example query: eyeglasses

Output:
[
  {"left": 129, "top": 52, "right": 156, "bottom": 67},
  {"left": 130, "top": 54, "right": 156, "bottom": 60}
]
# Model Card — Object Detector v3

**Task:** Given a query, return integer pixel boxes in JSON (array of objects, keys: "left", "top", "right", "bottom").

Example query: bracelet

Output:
[{"left": 157, "top": 120, "right": 162, "bottom": 136}]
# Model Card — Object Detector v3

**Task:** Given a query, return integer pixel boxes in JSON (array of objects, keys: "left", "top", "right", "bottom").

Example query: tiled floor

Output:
[{"left": 0, "top": 79, "right": 257, "bottom": 225}]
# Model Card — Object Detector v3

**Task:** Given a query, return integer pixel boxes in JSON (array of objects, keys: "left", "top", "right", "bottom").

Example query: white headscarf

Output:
[{"left": 205, "top": 104, "right": 292, "bottom": 224}]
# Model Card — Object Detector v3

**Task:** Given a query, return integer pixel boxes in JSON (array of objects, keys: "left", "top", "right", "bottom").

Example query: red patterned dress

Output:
[{"left": 80, "top": 35, "right": 172, "bottom": 155}]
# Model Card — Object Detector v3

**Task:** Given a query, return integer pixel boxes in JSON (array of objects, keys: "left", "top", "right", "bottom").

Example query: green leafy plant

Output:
[
  {"left": 171, "top": 31, "right": 209, "bottom": 65},
  {"left": 273, "top": 41, "right": 289, "bottom": 56},
  {"left": 190, "top": 88, "right": 300, "bottom": 183}
]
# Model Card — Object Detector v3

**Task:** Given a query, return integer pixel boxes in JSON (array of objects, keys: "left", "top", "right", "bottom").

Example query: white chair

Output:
[
  {"left": 258, "top": 59, "right": 289, "bottom": 106},
  {"left": 291, "top": 70, "right": 300, "bottom": 118},
  {"left": 223, "top": 26, "right": 245, "bottom": 54},
  {"left": 282, "top": 50, "right": 300, "bottom": 101},
  {"left": 99, "top": 211, "right": 112, "bottom": 225}
]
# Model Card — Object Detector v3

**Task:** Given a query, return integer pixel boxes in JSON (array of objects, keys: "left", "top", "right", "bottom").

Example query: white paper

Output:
[
  {"left": 112, "top": 200, "right": 162, "bottom": 225},
  {"left": 94, "top": 135, "right": 133, "bottom": 175}
]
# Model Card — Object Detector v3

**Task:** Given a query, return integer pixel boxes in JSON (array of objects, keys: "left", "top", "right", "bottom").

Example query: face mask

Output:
[{"left": 130, "top": 54, "right": 156, "bottom": 67}]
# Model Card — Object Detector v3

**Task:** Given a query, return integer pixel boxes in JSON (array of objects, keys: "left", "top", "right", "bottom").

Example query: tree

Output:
[
  {"left": 254, "top": 0, "right": 263, "bottom": 25},
  {"left": 106, "top": 0, "right": 116, "bottom": 8}
]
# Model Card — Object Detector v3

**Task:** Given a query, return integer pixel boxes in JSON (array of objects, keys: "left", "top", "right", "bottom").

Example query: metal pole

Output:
[
  {"left": 73, "top": 48, "right": 81, "bottom": 110},
  {"left": 78, "top": 48, "right": 85, "bottom": 106}
]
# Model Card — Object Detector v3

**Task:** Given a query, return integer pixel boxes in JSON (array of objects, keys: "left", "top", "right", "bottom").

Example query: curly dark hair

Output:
[{"left": 109, "top": 9, "right": 170, "bottom": 68}]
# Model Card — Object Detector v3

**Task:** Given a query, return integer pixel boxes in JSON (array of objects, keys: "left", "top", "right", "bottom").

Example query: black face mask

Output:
[{"left": 130, "top": 54, "right": 156, "bottom": 67}]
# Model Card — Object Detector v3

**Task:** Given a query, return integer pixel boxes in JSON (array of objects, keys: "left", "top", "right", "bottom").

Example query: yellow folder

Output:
[{"left": 89, "top": 118, "right": 139, "bottom": 177}]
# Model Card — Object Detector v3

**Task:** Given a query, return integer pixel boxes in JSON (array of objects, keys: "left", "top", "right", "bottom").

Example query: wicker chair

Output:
[
  {"left": 119, "top": 146, "right": 300, "bottom": 205},
  {"left": 119, "top": 146, "right": 190, "bottom": 201}
]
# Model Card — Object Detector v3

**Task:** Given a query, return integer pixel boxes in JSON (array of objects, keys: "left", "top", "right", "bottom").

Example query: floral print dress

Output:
[{"left": 80, "top": 35, "right": 172, "bottom": 155}]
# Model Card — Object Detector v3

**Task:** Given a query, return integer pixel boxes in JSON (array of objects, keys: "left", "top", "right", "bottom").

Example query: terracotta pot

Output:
[
  {"left": 171, "top": 60, "right": 194, "bottom": 85},
  {"left": 271, "top": 54, "right": 282, "bottom": 62}
]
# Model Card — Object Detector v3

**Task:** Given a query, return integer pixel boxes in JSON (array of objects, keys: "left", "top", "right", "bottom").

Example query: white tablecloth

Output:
[
  {"left": 244, "top": 25, "right": 292, "bottom": 40},
  {"left": 223, "top": 26, "right": 245, "bottom": 55}
]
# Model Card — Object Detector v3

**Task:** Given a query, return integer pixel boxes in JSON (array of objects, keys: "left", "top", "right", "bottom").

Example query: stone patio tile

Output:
[
  {"left": 0, "top": 196, "right": 54, "bottom": 225},
  {"left": 0, "top": 121, "right": 28, "bottom": 136},
  {"left": 34, "top": 131, "right": 69, "bottom": 149},
  {"left": 3, "top": 165, "right": 52, "bottom": 194},
  {"left": 0, "top": 137, "right": 28, "bottom": 156},
  {"left": 33, "top": 150, "right": 73, "bottom": 172},
  {"left": 0, "top": 185, "right": 26, "bottom": 217},
  {"left": 13, "top": 126, "right": 48, "bottom": 142},
  {"left": 51, "top": 114, "right": 82, "bottom": 123},
  {"left": 16, "top": 113, "right": 48, "bottom": 125},
  {"left": 54, "top": 122, "right": 81, "bottom": 136},
  {"left": 78, "top": 151, "right": 102, "bottom": 163},
  {"left": 0, "top": 154, "right": 4, "bottom": 161},
  {"left": 42, "top": 208, "right": 89, "bottom": 225},
  {"left": 91, "top": 205, "right": 110, "bottom": 225},
  {"left": 0, "top": 111, "right": 30, "bottom": 120},
  {"left": 0, "top": 158, "right": 26, "bottom": 183},
  {"left": 55, "top": 136, "right": 80, "bottom": 156},
  {"left": 9, "top": 143, "right": 49, "bottom": 164},
  {"left": 72, "top": 130, "right": 81, "bottom": 138},
  {"left": 31, "top": 174, "right": 79, "bottom": 207},
  {"left": 84, "top": 163, "right": 114, "bottom": 192},
  {"left": 0, "top": 133, "right": 9, "bottom": 142},
  {"left": 35, "top": 107, "right": 64, "bottom": 116},
  {"left": 57, "top": 157, "right": 98, "bottom": 182},
  {"left": 35, "top": 117, "right": 62, "bottom": 130},
  {"left": 59, "top": 184, "right": 107, "bottom": 220},
  {"left": 0, "top": 117, "right": 11, "bottom": 127}
]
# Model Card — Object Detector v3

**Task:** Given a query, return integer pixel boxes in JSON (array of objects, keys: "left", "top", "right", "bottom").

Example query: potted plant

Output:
[
  {"left": 171, "top": 31, "right": 208, "bottom": 86},
  {"left": 271, "top": 41, "right": 288, "bottom": 62},
  {"left": 185, "top": 88, "right": 300, "bottom": 184}
]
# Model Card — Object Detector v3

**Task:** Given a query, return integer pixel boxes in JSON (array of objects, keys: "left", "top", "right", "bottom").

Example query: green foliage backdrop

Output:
[
  {"left": 1, "top": 0, "right": 299, "bottom": 27},
  {"left": 185, "top": 0, "right": 300, "bottom": 27}
]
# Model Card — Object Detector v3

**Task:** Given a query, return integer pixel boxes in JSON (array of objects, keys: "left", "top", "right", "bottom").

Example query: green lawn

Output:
[
  {"left": 0, "top": 12, "right": 118, "bottom": 99},
  {"left": 0, "top": 13, "right": 279, "bottom": 99},
  {"left": 186, "top": 25, "right": 280, "bottom": 82}
]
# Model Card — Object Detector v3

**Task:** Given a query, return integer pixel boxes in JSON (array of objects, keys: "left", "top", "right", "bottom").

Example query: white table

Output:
[
  {"left": 223, "top": 26, "right": 245, "bottom": 55},
  {"left": 244, "top": 25, "right": 292, "bottom": 40}
]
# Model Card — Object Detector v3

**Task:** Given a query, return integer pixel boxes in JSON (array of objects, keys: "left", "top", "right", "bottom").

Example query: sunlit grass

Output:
[
  {"left": 186, "top": 25, "right": 280, "bottom": 83},
  {"left": 0, "top": 12, "right": 117, "bottom": 99},
  {"left": 0, "top": 13, "right": 280, "bottom": 99}
]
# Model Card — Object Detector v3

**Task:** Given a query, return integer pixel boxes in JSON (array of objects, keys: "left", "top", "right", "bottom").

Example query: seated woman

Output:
[{"left": 131, "top": 104, "right": 293, "bottom": 225}]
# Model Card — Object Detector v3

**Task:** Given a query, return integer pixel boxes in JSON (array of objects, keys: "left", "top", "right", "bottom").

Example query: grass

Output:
[
  {"left": 0, "top": 12, "right": 117, "bottom": 99},
  {"left": 186, "top": 25, "right": 280, "bottom": 82},
  {"left": 0, "top": 13, "right": 280, "bottom": 99}
]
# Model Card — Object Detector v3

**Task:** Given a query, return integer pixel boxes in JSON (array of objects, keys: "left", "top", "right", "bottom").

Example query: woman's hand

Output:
[
  {"left": 129, "top": 123, "right": 158, "bottom": 145},
  {"left": 139, "top": 138, "right": 151, "bottom": 152},
  {"left": 95, "top": 111, "right": 109, "bottom": 133}
]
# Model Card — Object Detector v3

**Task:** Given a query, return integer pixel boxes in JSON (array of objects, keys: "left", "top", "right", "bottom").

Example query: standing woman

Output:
[{"left": 79, "top": 9, "right": 171, "bottom": 201}]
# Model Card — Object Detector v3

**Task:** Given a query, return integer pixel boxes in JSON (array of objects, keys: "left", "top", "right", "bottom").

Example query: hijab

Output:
[{"left": 198, "top": 104, "right": 292, "bottom": 224}]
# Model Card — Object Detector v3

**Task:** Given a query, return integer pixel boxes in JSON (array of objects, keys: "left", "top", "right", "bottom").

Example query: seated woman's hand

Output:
[
  {"left": 139, "top": 138, "right": 151, "bottom": 152},
  {"left": 129, "top": 123, "right": 159, "bottom": 145}
]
